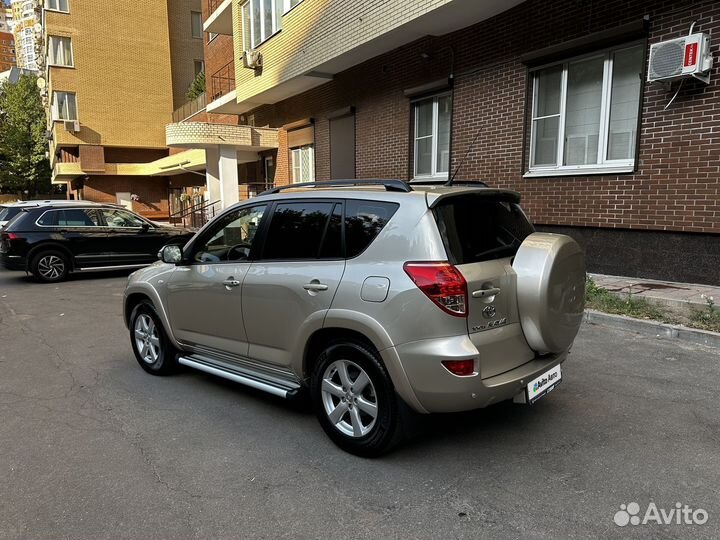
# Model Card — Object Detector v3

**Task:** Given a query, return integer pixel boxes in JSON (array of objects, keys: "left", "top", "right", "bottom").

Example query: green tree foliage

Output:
[
  {"left": 186, "top": 70, "right": 206, "bottom": 101},
  {"left": 0, "top": 75, "right": 51, "bottom": 196}
]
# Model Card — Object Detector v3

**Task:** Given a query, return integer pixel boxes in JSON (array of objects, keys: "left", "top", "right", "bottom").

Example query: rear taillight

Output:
[
  {"left": 403, "top": 261, "right": 468, "bottom": 317},
  {"left": 2, "top": 232, "right": 18, "bottom": 240},
  {"left": 441, "top": 359, "right": 476, "bottom": 376}
]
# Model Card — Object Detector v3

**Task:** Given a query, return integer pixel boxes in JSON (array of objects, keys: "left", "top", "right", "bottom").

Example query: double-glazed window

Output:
[
  {"left": 241, "top": 0, "right": 282, "bottom": 49},
  {"left": 291, "top": 145, "right": 314, "bottom": 183},
  {"left": 529, "top": 43, "right": 644, "bottom": 175},
  {"left": 45, "top": 0, "right": 68, "bottom": 12},
  {"left": 48, "top": 35, "right": 73, "bottom": 67},
  {"left": 414, "top": 94, "right": 451, "bottom": 179},
  {"left": 52, "top": 91, "right": 77, "bottom": 121}
]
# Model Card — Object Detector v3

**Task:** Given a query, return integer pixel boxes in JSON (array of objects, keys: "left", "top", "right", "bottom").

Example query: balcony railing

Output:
[
  {"left": 172, "top": 93, "right": 207, "bottom": 123},
  {"left": 211, "top": 60, "right": 235, "bottom": 101},
  {"left": 208, "top": 0, "right": 224, "bottom": 15}
]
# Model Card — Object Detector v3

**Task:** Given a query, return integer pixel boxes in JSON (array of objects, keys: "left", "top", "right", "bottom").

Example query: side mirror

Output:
[
  {"left": 159, "top": 244, "right": 183, "bottom": 264},
  {"left": 141, "top": 222, "right": 150, "bottom": 232}
]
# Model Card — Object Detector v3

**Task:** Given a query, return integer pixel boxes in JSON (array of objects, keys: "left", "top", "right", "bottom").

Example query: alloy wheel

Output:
[
  {"left": 37, "top": 255, "right": 65, "bottom": 280},
  {"left": 321, "top": 359, "right": 378, "bottom": 438},
  {"left": 134, "top": 314, "right": 161, "bottom": 364}
]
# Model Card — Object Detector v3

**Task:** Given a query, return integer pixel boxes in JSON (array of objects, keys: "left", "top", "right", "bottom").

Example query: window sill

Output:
[
  {"left": 48, "top": 63, "right": 74, "bottom": 69},
  {"left": 524, "top": 165, "right": 635, "bottom": 178},
  {"left": 45, "top": 9, "right": 70, "bottom": 14},
  {"left": 411, "top": 175, "right": 449, "bottom": 182}
]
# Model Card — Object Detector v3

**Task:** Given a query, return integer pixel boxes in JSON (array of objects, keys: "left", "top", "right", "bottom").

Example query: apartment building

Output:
[
  {"left": 173, "top": 0, "right": 719, "bottom": 284},
  {"left": 45, "top": 0, "right": 205, "bottom": 219},
  {"left": 10, "top": 0, "right": 40, "bottom": 71},
  {"left": 0, "top": 31, "right": 14, "bottom": 72},
  {"left": 0, "top": 4, "right": 12, "bottom": 33}
]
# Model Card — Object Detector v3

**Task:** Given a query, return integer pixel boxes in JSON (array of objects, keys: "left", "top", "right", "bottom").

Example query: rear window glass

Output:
[
  {"left": 0, "top": 206, "right": 22, "bottom": 222},
  {"left": 345, "top": 200, "right": 399, "bottom": 258},
  {"left": 433, "top": 197, "right": 534, "bottom": 264}
]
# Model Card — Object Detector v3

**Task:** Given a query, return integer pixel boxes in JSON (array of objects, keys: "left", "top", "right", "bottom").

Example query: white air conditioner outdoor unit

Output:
[
  {"left": 648, "top": 33, "right": 713, "bottom": 84},
  {"left": 63, "top": 120, "right": 80, "bottom": 133},
  {"left": 242, "top": 49, "right": 262, "bottom": 70}
]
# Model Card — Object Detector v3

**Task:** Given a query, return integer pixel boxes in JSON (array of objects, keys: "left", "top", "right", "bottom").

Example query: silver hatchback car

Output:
[{"left": 124, "top": 180, "right": 586, "bottom": 456}]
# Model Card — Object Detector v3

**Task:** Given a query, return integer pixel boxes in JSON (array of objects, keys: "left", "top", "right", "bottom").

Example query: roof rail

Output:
[
  {"left": 259, "top": 179, "right": 413, "bottom": 195},
  {"left": 412, "top": 179, "right": 490, "bottom": 188}
]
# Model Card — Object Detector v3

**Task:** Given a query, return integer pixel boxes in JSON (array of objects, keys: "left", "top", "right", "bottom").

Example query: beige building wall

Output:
[
  {"left": 230, "top": 0, "right": 450, "bottom": 103},
  {"left": 167, "top": 0, "right": 205, "bottom": 109},
  {"left": 46, "top": 0, "right": 175, "bottom": 150}
]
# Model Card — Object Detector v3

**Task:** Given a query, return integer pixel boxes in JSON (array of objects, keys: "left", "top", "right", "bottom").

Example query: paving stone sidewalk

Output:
[{"left": 590, "top": 273, "right": 719, "bottom": 314}]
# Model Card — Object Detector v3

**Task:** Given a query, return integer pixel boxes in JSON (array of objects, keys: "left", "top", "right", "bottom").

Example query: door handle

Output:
[
  {"left": 303, "top": 282, "right": 328, "bottom": 292},
  {"left": 472, "top": 287, "right": 501, "bottom": 298},
  {"left": 223, "top": 277, "right": 241, "bottom": 289}
]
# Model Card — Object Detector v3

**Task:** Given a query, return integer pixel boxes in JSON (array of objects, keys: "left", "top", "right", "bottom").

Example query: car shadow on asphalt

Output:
[{"left": 171, "top": 361, "right": 546, "bottom": 455}]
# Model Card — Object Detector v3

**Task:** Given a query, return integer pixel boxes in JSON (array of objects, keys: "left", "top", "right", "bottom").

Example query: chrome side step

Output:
[{"left": 177, "top": 355, "right": 302, "bottom": 399}]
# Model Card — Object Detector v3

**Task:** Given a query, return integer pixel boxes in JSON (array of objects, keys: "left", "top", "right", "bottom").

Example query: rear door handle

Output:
[
  {"left": 303, "top": 282, "right": 328, "bottom": 292},
  {"left": 223, "top": 278, "right": 241, "bottom": 288},
  {"left": 472, "top": 287, "right": 501, "bottom": 298}
]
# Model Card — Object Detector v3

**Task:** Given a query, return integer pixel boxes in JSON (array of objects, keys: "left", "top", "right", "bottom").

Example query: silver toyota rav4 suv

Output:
[{"left": 124, "top": 180, "right": 585, "bottom": 456}]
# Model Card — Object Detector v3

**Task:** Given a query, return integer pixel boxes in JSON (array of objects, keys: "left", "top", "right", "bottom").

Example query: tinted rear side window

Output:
[
  {"left": 433, "top": 197, "right": 535, "bottom": 265},
  {"left": 38, "top": 209, "right": 100, "bottom": 227},
  {"left": 263, "top": 202, "right": 335, "bottom": 260},
  {"left": 345, "top": 200, "right": 399, "bottom": 258},
  {"left": 0, "top": 206, "right": 22, "bottom": 222}
]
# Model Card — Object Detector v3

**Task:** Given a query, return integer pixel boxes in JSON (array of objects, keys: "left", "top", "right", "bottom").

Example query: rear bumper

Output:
[
  {"left": 389, "top": 334, "right": 568, "bottom": 413},
  {"left": 1, "top": 254, "right": 26, "bottom": 271}
]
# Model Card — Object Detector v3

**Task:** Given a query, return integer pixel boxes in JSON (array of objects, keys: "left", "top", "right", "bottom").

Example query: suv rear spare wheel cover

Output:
[{"left": 513, "top": 233, "right": 586, "bottom": 354}]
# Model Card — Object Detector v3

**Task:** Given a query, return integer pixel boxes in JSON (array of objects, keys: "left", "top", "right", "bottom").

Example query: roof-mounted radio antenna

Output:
[{"left": 446, "top": 126, "right": 483, "bottom": 186}]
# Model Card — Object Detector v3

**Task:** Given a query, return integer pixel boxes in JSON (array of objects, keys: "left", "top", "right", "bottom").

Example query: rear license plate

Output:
[{"left": 526, "top": 364, "right": 561, "bottom": 404}]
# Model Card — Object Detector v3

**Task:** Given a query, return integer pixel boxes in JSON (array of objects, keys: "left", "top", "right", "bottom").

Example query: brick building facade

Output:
[
  {"left": 189, "top": 0, "right": 719, "bottom": 284},
  {"left": 46, "top": 0, "right": 205, "bottom": 220},
  {"left": 0, "top": 30, "right": 14, "bottom": 72}
]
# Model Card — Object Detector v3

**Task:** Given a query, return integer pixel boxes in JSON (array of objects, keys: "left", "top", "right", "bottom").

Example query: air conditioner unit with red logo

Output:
[{"left": 648, "top": 33, "right": 713, "bottom": 84}]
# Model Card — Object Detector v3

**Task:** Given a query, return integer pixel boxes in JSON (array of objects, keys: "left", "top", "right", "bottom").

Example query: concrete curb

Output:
[{"left": 584, "top": 309, "right": 720, "bottom": 349}]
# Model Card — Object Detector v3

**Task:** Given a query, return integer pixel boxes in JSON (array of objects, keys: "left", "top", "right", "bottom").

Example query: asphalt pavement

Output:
[{"left": 0, "top": 269, "right": 718, "bottom": 539}]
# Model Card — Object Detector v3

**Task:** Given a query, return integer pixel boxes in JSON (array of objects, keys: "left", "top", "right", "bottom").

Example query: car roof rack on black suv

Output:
[{"left": 260, "top": 179, "right": 413, "bottom": 195}]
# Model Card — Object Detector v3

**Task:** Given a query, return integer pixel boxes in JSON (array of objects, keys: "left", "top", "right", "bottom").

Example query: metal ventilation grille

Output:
[{"left": 650, "top": 40, "right": 685, "bottom": 79}]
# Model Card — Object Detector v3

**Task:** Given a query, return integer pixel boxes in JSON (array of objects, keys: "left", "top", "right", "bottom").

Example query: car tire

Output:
[
  {"left": 30, "top": 249, "right": 69, "bottom": 283},
  {"left": 311, "top": 341, "right": 401, "bottom": 457},
  {"left": 129, "top": 300, "right": 178, "bottom": 376}
]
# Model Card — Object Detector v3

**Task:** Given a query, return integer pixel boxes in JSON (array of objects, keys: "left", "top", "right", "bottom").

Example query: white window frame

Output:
[
  {"left": 291, "top": 145, "right": 314, "bottom": 184},
  {"left": 282, "top": 0, "right": 303, "bottom": 14},
  {"left": 52, "top": 91, "right": 77, "bottom": 121},
  {"left": 412, "top": 92, "right": 451, "bottom": 181},
  {"left": 47, "top": 35, "right": 73, "bottom": 67},
  {"left": 241, "top": 0, "right": 282, "bottom": 49},
  {"left": 526, "top": 42, "right": 644, "bottom": 177},
  {"left": 45, "top": 0, "right": 69, "bottom": 13}
]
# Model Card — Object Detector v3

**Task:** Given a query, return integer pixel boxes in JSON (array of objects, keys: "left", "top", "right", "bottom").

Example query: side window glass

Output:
[
  {"left": 262, "top": 202, "right": 334, "bottom": 260},
  {"left": 51, "top": 209, "right": 100, "bottom": 227},
  {"left": 194, "top": 205, "right": 267, "bottom": 263},
  {"left": 37, "top": 210, "right": 59, "bottom": 226},
  {"left": 101, "top": 209, "right": 145, "bottom": 228},
  {"left": 345, "top": 200, "right": 399, "bottom": 258}
]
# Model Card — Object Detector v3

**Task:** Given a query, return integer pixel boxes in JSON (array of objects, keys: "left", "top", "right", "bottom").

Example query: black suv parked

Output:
[{"left": 0, "top": 201, "right": 193, "bottom": 282}]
